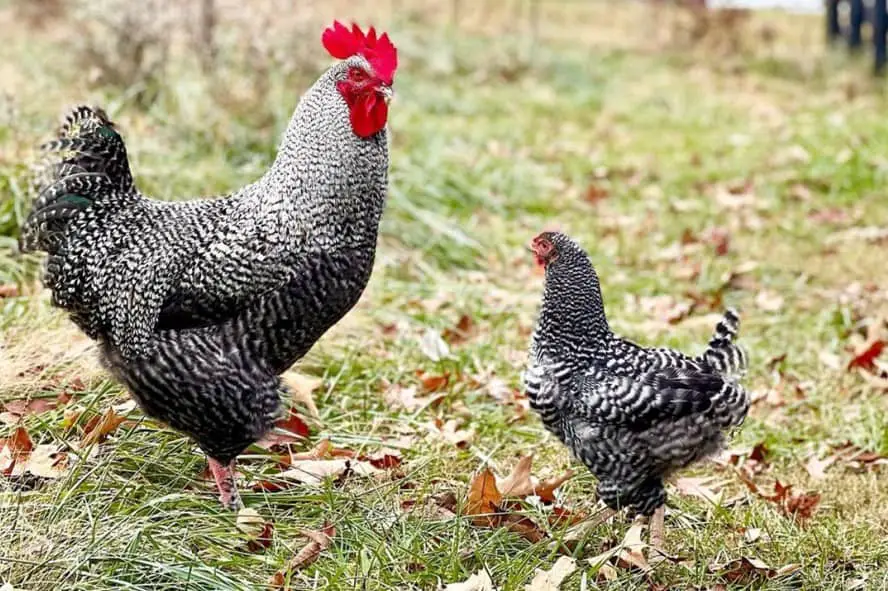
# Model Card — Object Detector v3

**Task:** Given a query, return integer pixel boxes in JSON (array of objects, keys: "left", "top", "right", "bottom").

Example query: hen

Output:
[
  {"left": 18, "top": 22, "right": 398, "bottom": 509},
  {"left": 523, "top": 231, "right": 749, "bottom": 547}
]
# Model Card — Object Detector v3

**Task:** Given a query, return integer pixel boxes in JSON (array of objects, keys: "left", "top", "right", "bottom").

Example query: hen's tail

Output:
[
  {"left": 702, "top": 308, "right": 747, "bottom": 379},
  {"left": 19, "top": 105, "right": 137, "bottom": 254}
]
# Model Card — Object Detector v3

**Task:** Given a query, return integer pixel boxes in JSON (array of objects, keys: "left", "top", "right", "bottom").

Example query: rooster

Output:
[
  {"left": 19, "top": 21, "right": 398, "bottom": 509},
  {"left": 524, "top": 231, "right": 749, "bottom": 547}
]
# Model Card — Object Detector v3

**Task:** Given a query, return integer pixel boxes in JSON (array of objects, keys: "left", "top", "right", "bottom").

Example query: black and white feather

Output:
[
  {"left": 19, "top": 55, "right": 390, "bottom": 465},
  {"left": 524, "top": 232, "right": 749, "bottom": 516}
]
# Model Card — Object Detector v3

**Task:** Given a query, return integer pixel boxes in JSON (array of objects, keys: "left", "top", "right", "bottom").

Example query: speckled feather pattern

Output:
[
  {"left": 20, "top": 55, "right": 389, "bottom": 462},
  {"left": 524, "top": 233, "right": 749, "bottom": 516}
]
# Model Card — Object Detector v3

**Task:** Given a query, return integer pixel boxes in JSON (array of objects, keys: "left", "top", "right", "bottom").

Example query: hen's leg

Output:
[
  {"left": 208, "top": 458, "right": 242, "bottom": 510},
  {"left": 649, "top": 504, "right": 665, "bottom": 550}
]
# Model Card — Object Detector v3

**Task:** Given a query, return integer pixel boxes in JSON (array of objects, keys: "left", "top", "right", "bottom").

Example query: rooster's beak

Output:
[{"left": 378, "top": 86, "right": 393, "bottom": 105}]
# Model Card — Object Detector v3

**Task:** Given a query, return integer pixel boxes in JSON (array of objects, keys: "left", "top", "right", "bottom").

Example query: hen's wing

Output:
[{"left": 572, "top": 361, "right": 725, "bottom": 429}]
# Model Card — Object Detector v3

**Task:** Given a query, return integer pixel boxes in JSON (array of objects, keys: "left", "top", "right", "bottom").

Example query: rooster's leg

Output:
[
  {"left": 209, "top": 458, "right": 242, "bottom": 510},
  {"left": 649, "top": 504, "right": 665, "bottom": 550}
]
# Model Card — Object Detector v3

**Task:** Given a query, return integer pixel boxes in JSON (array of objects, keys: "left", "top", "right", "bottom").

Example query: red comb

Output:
[{"left": 322, "top": 21, "right": 398, "bottom": 85}]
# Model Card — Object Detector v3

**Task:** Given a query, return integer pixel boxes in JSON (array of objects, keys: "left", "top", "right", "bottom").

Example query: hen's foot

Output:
[
  {"left": 648, "top": 504, "right": 665, "bottom": 551},
  {"left": 209, "top": 458, "right": 242, "bottom": 511}
]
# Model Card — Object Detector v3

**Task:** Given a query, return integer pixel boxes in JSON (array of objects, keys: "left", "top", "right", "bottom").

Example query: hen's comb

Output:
[{"left": 322, "top": 21, "right": 398, "bottom": 85}]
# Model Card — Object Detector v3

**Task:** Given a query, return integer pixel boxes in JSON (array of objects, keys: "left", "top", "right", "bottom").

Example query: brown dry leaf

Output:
[
  {"left": 584, "top": 183, "right": 609, "bottom": 205},
  {"left": 442, "top": 314, "right": 476, "bottom": 345},
  {"left": 81, "top": 408, "right": 128, "bottom": 446},
  {"left": 710, "top": 556, "right": 800, "bottom": 584},
  {"left": 426, "top": 418, "right": 474, "bottom": 448},
  {"left": 829, "top": 442, "right": 888, "bottom": 473},
  {"left": 535, "top": 470, "right": 575, "bottom": 503},
  {"left": 416, "top": 370, "right": 450, "bottom": 393},
  {"left": 710, "top": 556, "right": 775, "bottom": 583},
  {"left": 443, "top": 569, "right": 496, "bottom": 591},
  {"left": 0, "top": 426, "right": 34, "bottom": 477},
  {"left": 256, "top": 409, "right": 311, "bottom": 450},
  {"left": 704, "top": 227, "right": 730, "bottom": 256},
  {"left": 524, "top": 556, "right": 576, "bottom": 590},
  {"left": 268, "top": 522, "right": 335, "bottom": 588},
  {"left": 280, "top": 372, "right": 322, "bottom": 419},
  {"left": 465, "top": 467, "right": 548, "bottom": 544},
  {"left": 0, "top": 284, "right": 19, "bottom": 298},
  {"left": 2, "top": 394, "right": 70, "bottom": 420},
  {"left": 466, "top": 467, "right": 502, "bottom": 526},
  {"left": 546, "top": 506, "right": 588, "bottom": 528}
]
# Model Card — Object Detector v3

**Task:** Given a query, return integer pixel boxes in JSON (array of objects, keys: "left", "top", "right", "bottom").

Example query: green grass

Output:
[{"left": 2, "top": 1, "right": 888, "bottom": 589}]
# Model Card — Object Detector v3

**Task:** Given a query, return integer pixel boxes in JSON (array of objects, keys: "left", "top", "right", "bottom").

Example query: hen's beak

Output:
[{"left": 378, "top": 85, "right": 393, "bottom": 105}]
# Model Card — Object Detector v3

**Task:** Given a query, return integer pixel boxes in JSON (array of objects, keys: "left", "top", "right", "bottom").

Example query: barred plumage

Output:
[
  {"left": 19, "top": 25, "right": 397, "bottom": 508},
  {"left": 524, "top": 232, "right": 750, "bottom": 525}
]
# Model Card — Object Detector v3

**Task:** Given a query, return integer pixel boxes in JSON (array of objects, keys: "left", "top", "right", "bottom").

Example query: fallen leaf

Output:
[
  {"left": 704, "top": 227, "right": 730, "bottom": 256},
  {"left": 443, "top": 314, "right": 476, "bottom": 345},
  {"left": 2, "top": 396, "right": 67, "bottom": 419},
  {"left": 804, "top": 454, "right": 838, "bottom": 481},
  {"left": 524, "top": 556, "right": 576, "bottom": 590},
  {"left": 256, "top": 408, "right": 311, "bottom": 449},
  {"left": 742, "top": 527, "right": 764, "bottom": 543},
  {"left": 710, "top": 556, "right": 774, "bottom": 583},
  {"left": 416, "top": 370, "right": 450, "bottom": 393},
  {"left": 237, "top": 508, "right": 275, "bottom": 553},
  {"left": 466, "top": 467, "right": 502, "bottom": 526},
  {"left": 0, "top": 427, "right": 34, "bottom": 476},
  {"left": 808, "top": 207, "right": 849, "bottom": 225},
  {"left": 534, "top": 470, "right": 575, "bottom": 503},
  {"left": 26, "top": 444, "right": 70, "bottom": 479},
  {"left": 419, "top": 329, "right": 451, "bottom": 362},
  {"left": 271, "top": 458, "right": 382, "bottom": 486},
  {"left": 755, "top": 290, "right": 784, "bottom": 313},
  {"left": 546, "top": 506, "right": 587, "bottom": 528},
  {"left": 497, "top": 455, "right": 534, "bottom": 497},
  {"left": 268, "top": 522, "right": 335, "bottom": 588},
  {"left": 614, "top": 521, "right": 651, "bottom": 573},
  {"left": 674, "top": 476, "right": 725, "bottom": 504},
  {"left": 636, "top": 295, "right": 693, "bottom": 325},
  {"left": 444, "top": 569, "right": 496, "bottom": 591},
  {"left": 0, "top": 284, "right": 19, "bottom": 298},
  {"left": 847, "top": 340, "right": 884, "bottom": 372},
  {"left": 384, "top": 384, "right": 445, "bottom": 412},
  {"left": 426, "top": 418, "right": 474, "bottom": 448},
  {"left": 81, "top": 408, "right": 127, "bottom": 446},
  {"left": 465, "top": 466, "right": 548, "bottom": 543},
  {"left": 280, "top": 372, "right": 322, "bottom": 419}
]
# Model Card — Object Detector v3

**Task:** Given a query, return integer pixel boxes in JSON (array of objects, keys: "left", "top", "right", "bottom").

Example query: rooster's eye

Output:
[{"left": 350, "top": 68, "right": 370, "bottom": 82}]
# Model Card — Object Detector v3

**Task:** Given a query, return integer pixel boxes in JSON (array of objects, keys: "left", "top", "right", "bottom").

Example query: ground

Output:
[{"left": 0, "top": 1, "right": 887, "bottom": 590}]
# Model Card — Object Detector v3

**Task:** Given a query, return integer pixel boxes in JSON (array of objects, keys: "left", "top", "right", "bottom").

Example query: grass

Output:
[{"left": 1, "top": 0, "right": 888, "bottom": 589}]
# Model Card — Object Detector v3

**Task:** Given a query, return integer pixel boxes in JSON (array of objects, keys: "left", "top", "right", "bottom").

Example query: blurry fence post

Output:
[
  {"left": 849, "top": 0, "right": 864, "bottom": 50},
  {"left": 875, "top": 0, "right": 887, "bottom": 74},
  {"left": 826, "top": 0, "right": 841, "bottom": 43}
]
